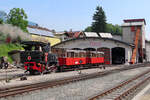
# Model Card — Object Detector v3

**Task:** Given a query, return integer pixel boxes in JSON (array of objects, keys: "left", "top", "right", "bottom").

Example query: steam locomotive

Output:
[
  {"left": 20, "top": 41, "right": 104, "bottom": 74},
  {"left": 20, "top": 41, "right": 58, "bottom": 74}
]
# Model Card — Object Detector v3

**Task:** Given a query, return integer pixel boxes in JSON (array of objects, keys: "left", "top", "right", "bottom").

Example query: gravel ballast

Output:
[{"left": 1, "top": 66, "right": 150, "bottom": 100}]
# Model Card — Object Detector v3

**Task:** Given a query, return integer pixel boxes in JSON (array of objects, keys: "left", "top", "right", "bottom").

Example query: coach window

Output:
[
  {"left": 67, "top": 52, "right": 69, "bottom": 57},
  {"left": 96, "top": 53, "right": 98, "bottom": 57},
  {"left": 67, "top": 52, "right": 70, "bottom": 57},
  {"left": 84, "top": 52, "right": 86, "bottom": 57},
  {"left": 86, "top": 51, "right": 91, "bottom": 57},
  {"left": 75, "top": 52, "right": 79, "bottom": 58},
  {"left": 67, "top": 52, "right": 74, "bottom": 58},
  {"left": 97, "top": 53, "right": 100, "bottom": 57},
  {"left": 71, "top": 52, "right": 74, "bottom": 57},
  {"left": 78, "top": 52, "right": 81, "bottom": 57},
  {"left": 80, "top": 52, "right": 83, "bottom": 57},
  {"left": 94, "top": 53, "right": 96, "bottom": 57},
  {"left": 101, "top": 53, "right": 103, "bottom": 57},
  {"left": 83, "top": 52, "right": 86, "bottom": 57},
  {"left": 82, "top": 52, "right": 84, "bottom": 57},
  {"left": 75, "top": 53, "right": 77, "bottom": 57},
  {"left": 79, "top": 52, "right": 81, "bottom": 57},
  {"left": 92, "top": 53, "right": 96, "bottom": 57},
  {"left": 99, "top": 53, "right": 101, "bottom": 57},
  {"left": 81, "top": 52, "right": 83, "bottom": 57},
  {"left": 80, "top": 52, "right": 84, "bottom": 57},
  {"left": 91, "top": 53, "right": 93, "bottom": 57}
]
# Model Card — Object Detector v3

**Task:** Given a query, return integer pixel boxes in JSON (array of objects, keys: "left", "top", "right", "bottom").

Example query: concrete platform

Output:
[{"left": 132, "top": 83, "right": 150, "bottom": 100}]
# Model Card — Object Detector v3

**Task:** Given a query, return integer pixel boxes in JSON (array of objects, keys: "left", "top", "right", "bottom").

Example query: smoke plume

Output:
[{"left": 0, "top": 24, "right": 31, "bottom": 41}]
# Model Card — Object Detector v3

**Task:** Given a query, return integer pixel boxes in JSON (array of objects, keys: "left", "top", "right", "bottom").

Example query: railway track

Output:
[
  {"left": 0, "top": 63, "right": 149, "bottom": 99},
  {"left": 0, "top": 63, "right": 146, "bottom": 82},
  {"left": 88, "top": 67, "right": 150, "bottom": 100}
]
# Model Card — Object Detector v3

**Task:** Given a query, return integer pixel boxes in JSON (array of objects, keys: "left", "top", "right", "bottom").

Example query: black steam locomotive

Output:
[{"left": 20, "top": 41, "right": 58, "bottom": 74}]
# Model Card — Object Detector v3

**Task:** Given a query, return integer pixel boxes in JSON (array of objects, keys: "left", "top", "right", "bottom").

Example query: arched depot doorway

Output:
[{"left": 111, "top": 47, "right": 125, "bottom": 64}]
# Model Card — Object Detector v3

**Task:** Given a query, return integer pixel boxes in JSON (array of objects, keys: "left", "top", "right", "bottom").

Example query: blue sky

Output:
[{"left": 0, "top": 0, "right": 150, "bottom": 39}]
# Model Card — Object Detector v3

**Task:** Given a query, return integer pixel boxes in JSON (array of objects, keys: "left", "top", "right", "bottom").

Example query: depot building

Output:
[
  {"left": 52, "top": 36, "right": 133, "bottom": 64},
  {"left": 52, "top": 19, "right": 149, "bottom": 65}
]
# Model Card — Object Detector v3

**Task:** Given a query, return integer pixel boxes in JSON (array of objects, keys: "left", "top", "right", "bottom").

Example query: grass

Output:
[{"left": 0, "top": 43, "right": 22, "bottom": 63}]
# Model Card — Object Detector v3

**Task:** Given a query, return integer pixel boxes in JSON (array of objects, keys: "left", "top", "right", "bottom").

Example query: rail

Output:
[{"left": 88, "top": 68, "right": 150, "bottom": 100}]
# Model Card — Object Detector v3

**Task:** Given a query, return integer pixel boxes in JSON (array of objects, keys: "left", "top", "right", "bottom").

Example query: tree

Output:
[
  {"left": 0, "top": 19, "right": 3, "bottom": 24},
  {"left": 7, "top": 8, "right": 28, "bottom": 32},
  {"left": 84, "top": 26, "right": 92, "bottom": 32},
  {"left": 106, "top": 24, "right": 122, "bottom": 35},
  {"left": 84, "top": 6, "right": 122, "bottom": 35},
  {"left": 91, "top": 6, "right": 107, "bottom": 33},
  {"left": 85, "top": 24, "right": 122, "bottom": 35},
  {"left": 114, "top": 24, "right": 122, "bottom": 35}
]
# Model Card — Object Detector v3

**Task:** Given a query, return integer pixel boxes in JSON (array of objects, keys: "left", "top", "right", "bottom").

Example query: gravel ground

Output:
[
  {"left": 1, "top": 66, "right": 150, "bottom": 100},
  {"left": 0, "top": 68, "right": 24, "bottom": 73},
  {"left": 0, "top": 68, "right": 25, "bottom": 80},
  {"left": 0, "top": 66, "right": 120, "bottom": 89}
]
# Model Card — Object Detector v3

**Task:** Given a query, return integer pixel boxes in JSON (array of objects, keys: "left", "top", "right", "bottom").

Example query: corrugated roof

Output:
[
  {"left": 99, "top": 33, "right": 113, "bottom": 38},
  {"left": 84, "top": 32, "right": 99, "bottom": 37},
  {"left": 27, "top": 27, "right": 54, "bottom": 37}
]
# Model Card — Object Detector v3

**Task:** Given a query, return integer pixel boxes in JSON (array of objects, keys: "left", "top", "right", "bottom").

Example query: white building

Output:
[{"left": 52, "top": 19, "right": 149, "bottom": 64}]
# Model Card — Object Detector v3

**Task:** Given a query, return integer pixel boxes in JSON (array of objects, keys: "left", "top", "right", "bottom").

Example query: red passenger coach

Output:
[
  {"left": 58, "top": 50, "right": 86, "bottom": 67},
  {"left": 86, "top": 51, "right": 104, "bottom": 64},
  {"left": 65, "top": 50, "right": 86, "bottom": 66},
  {"left": 52, "top": 48, "right": 105, "bottom": 72}
]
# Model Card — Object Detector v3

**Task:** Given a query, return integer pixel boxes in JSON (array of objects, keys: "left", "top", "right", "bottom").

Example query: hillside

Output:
[{"left": 0, "top": 43, "right": 22, "bottom": 63}]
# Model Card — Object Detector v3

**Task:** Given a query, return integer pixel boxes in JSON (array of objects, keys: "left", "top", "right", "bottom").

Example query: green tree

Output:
[
  {"left": 7, "top": 8, "right": 28, "bottom": 32},
  {"left": 114, "top": 24, "right": 122, "bottom": 35},
  {"left": 84, "top": 26, "right": 92, "bottom": 32},
  {"left": 85, "top": 24, "right": 122, "bottom": 35},
  {"left": 106, "top": 23, "right": 114, "bottom": 33},
  {"left": 0, "top": 19, "right": 3, "bottom": 24},
  {"left": 106, "top": 24, "right": 122, "bottom": 35},
  {"left": 91, "top": 6, "right": 107, "bottom": 33}
]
